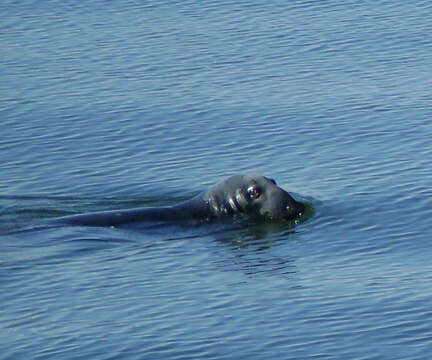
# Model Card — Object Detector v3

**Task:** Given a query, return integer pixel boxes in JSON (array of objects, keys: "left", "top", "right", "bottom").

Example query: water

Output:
[{"left": 2, "top": 1, "right": 432, "bottom": 359}]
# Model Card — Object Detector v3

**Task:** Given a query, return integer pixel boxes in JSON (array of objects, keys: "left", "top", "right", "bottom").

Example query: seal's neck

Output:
[
  {"left": 182, "top": 190, "right": 237, "bottom": 219},
  {"left": 56, "top": 192, "right": 220, "bottom": 227},
  {"left": 171, "top": 194, "right": 215, "bottom": 220}
]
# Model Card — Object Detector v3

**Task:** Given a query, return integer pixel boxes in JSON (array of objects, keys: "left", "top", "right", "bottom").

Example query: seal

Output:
[{"left": 54, "top": 174, "right": 304, "bottom": 227}]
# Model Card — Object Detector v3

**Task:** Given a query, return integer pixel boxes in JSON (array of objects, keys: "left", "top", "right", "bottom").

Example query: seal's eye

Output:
[{"left": 247, "top": 186, "right": 261, "bottom": 199}]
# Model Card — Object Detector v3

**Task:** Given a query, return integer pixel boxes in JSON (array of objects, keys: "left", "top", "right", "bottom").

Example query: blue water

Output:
[{"left": 2, "top": 1, "right": 432, "bottom": 359}]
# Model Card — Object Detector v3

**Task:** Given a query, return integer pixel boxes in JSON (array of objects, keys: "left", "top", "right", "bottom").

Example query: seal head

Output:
[{"left": 201, "top": 174, "right": 303, "bottom": 220}]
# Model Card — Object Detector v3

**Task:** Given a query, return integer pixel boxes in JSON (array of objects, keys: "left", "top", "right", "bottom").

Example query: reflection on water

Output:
[{"left": 212, "top": 225, "right": 298, "bottom": 279}]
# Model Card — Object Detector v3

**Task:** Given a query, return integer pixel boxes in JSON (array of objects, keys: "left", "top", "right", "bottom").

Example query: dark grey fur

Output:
[{"left": 54, "top": 174, "right": 304, "bottom": 227}]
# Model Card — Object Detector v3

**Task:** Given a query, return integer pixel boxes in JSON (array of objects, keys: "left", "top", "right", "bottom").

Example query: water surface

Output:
[{"left": 2, "top": 1, "right": 432, "bottom": 359}]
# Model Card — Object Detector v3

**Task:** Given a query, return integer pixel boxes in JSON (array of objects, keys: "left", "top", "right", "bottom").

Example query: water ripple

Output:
[{"left": 2, "top": 1, "right": 432, "bottom": 359}]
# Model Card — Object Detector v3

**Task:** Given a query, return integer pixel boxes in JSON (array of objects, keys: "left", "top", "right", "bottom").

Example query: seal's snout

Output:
[
  {"left": 283, "top": 195, "right": 304, "bottom": 219},
  {"left": 288, "top": 200, "right": 304, "bottom": 217}
]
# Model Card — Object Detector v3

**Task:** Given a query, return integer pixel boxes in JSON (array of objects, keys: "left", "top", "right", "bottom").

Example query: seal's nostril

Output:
[
  {"left": 286, "top": 205, "right": 295, "bottom": 216},
  {"left": 286, "top": 202, "right": 304, "bottom": 217},
  {"left": 296, "top": 202, "right": 305, "bottom": 216}
]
